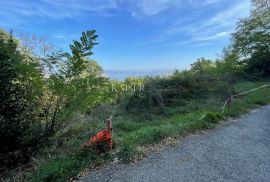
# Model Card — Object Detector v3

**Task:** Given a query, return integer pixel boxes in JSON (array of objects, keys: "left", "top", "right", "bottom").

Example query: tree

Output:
[
  {"left": 214, "top": 46, "right": 243, "bottom": 81},
  {"left": 251, "top": 0, "right": 270, "bottom": 14},
  {"left": 190, "top": 57, "right": 215, "bottom": 74},
  {"left": 33, "top": 30, "right": 110, "bottom": 135},
  {"left": 232, "top": 0, "right": 270, "bottom": 77},
  {"left": 0, "top": 30, "right": 43, "bottom": 167},
  {"left": 0, "top": 29, "right": 111, "bottom": 167}
]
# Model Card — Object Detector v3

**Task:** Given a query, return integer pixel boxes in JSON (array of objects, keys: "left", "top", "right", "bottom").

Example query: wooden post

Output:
[
  {"left": 106, "top": 116, "right": 113, "bottom": 150},
  {"left": 106, "top": 116, "right": 112, "bottom": 131},
  {"left": 227, "top": 96, "right": 232, "bottom": 109}
]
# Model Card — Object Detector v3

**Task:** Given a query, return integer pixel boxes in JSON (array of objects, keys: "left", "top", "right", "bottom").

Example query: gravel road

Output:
[{"left": 79, "top": 106, "right": 270, "bottom": 182}]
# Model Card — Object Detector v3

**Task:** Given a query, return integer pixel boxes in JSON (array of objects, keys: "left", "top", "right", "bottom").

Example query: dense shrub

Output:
[
  {"left": 243, "top": 52, "right": 270, "bottom": 79},
  {"left": 0, "top": 30, "right": 44, "bottom": 167},
  {"left": 121, "top": 70, "right": 235, "bottom": 117}
]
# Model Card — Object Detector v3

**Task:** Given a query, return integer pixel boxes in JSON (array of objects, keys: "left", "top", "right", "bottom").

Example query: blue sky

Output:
[{"left": 0, "top": 0, "right": 251, "bottom": 74}]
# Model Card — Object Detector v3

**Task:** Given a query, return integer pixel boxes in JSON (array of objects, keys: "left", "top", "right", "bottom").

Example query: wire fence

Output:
[{"left": 221, "top": 84, "right": 270, "bottom": 113}]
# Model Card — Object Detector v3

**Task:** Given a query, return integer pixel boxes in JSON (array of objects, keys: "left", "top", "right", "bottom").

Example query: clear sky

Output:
[{"left": 0, "top": 0, "right": 251, "bottom": 72}]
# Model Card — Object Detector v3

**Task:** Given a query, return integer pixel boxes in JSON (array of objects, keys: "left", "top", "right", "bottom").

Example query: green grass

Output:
[
  {"left": 201, "top": 111, "right": 223, "bottom": 123},
  {"left": 223, "top": 81, "right": 270, "bottom": 117},
  {"left": 26, "top": 149, "right": 110, "bottom": 182},
  {"left": 25, "top": 81, "right": 270, "bottom": 182}
]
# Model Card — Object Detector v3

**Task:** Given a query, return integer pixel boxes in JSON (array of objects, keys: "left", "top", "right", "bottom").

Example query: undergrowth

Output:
[{"left": 8, "top": 81, "right": 270, "bottom": 182}]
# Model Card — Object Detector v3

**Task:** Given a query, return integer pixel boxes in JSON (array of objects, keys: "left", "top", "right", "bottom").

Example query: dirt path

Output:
[{"left": 79, "top": 106, "right": 270, "bottom": 182}]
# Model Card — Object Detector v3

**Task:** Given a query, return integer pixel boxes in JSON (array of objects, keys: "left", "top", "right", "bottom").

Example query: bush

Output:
[
  {"left": 0, "top": 31, "right": 45, "bottom": 168},
  {"left": 121, "top": 70, "right": 234, "bottom": 118}
]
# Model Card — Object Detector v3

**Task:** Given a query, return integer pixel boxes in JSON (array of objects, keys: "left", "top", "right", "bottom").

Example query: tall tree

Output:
[
  {"left": 251, "top": 0, "right": 270, "bottom": 14},
  {"left": 232, "top": 0, "right": 270, "bottom": 77},
  {"left": 0, "top": 30, "right": 42, "bottom": 166},
  {"left": 34, "top": 30, "right": 109, "bottom": 135}
]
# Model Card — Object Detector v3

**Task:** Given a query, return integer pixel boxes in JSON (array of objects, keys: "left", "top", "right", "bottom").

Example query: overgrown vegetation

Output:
[
  {"left": 1, "top": 0, "right": 270, "bottom": 181},
  {"left": 0, "top": 30, "right": 111, "bottom": 170},
  {"left": 0, "top": 30, "right": 45, "bottom": 168}
]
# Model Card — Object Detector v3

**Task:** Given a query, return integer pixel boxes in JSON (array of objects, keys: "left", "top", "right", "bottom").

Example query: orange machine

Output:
[{"left": 84, "top": 116, "right": 112, "bottom": 150}]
